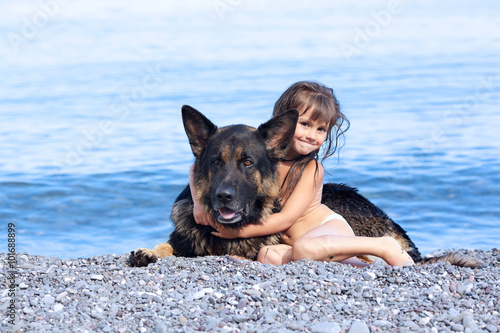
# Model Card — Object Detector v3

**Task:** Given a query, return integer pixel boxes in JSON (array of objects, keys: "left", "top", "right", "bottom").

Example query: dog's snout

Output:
[{"left": 216, "top": 185, "right": 235, "bottom": 204}]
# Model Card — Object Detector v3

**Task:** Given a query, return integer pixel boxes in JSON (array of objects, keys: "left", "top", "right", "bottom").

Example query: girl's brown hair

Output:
[{"left": 273, "top": 81, "right": 349, "bottom": 202}]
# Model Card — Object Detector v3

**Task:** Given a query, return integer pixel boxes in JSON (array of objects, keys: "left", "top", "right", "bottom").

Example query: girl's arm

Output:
[
  {"left": 189, "top": 164, "right": 217, "bottom": 226},
  {"left": 212, "top": 161, "right": 324, "bottom": 238}
]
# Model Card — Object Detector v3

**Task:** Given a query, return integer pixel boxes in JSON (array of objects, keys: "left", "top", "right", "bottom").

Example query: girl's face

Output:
[{"left": 286, "top": 110, "right": 329, "bottom": 159}]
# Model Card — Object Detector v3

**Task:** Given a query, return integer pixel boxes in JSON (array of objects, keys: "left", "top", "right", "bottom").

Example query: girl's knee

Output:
[{"left": 257, "top": 246, "right": 284, "bottom": 265}]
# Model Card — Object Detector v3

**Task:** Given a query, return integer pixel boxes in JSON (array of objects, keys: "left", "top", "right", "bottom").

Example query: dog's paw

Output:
[{"left": 129, "top": 248, "right": 158, "bottom": 267}]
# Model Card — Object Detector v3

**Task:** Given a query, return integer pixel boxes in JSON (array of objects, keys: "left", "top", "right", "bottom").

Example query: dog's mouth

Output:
[{"left": 216, "top": 205, "right": 249, "bottom": 224}]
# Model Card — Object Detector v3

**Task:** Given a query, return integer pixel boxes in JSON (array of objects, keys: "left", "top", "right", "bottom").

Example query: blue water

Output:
[{"left": 1, "top": 1, "right": 499, "bottom": 259}]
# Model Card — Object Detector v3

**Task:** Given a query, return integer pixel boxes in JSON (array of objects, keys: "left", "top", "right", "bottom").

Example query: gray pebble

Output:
[
  {"left": 362, "top": 271, "right": 376, "bottom": 281},
  {"left": 486, "top": 324, "right": 498, "bottom": 332},
  {"left": 110, "top": 304, "right": 119, "bottom": 317},
  {"left": 23, "top": 307, "right": 35, "bottom": 315},
  {"left": 41, "top": 295, "right": 55, "bottom": 305},
  {"left": 237, "top": 298, "right": 248, "bottom": 309},
  {"left": 463, "top": 315, "right": 478, "bottom": 331},
  {"left": 205, "top": 318, "right": 218, "bottom": 330},
  {"left": 452, "top": 311, "right": 471, "bottom": 323},
  {"left": 243, "top": 289, "right": 261, "bottom": 296},
  {"left": 233, "top": 314, "right": 248, "bottom": 323},
  {"left": 310, "top": 321, "right": 341, "bottom": 333},
  {"left": 155, "top": 323, "right": 168, "bottom": 333},
  {"left": 303, "top": 284, "right": 315, "bottom": 291},
  {"left": 373, "top": 319, "right": 391, "bottom": 329},
  {"left": 90, "top": 309, "right": 104, "bottom": 320},
  {"left": 74, "top": 280, "right": 86, "bottom": 289},
  {"left": 348, "top": 320, "right": 369, "bottom": 333},
  {"left": 56, "top": 291, "right": 68, "bottom": 302},
  {"left": 192, "top": 290, "right": 205, "bottom": 299},
  {"left": 404, "top": 320, "right": 420, "bottom": 330}
]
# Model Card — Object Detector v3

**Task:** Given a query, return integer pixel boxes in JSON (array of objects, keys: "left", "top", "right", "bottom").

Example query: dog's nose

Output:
[{"left": 216, "top": 185, "right": 235, "bottom": 204}]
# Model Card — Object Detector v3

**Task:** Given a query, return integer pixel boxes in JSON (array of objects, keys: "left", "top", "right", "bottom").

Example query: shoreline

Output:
[{"left": 1, "top": 249, "right": 499, "bottom": 332}]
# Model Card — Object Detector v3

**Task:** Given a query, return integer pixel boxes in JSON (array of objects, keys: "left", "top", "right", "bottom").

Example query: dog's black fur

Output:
[{"left": 129, "top": 106, "right": 482, "bottom": 268}]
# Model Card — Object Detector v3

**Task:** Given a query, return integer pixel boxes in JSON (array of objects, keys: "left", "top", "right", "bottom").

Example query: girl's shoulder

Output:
[
  {"left": 278, "top": 158, "right": 323, "bottom": 173},
  {"left": 302, "top": 159, "right": 324, "bottom": 182},
  {"left": 304, "top": 159, "right": 324, "bottom": 172}
]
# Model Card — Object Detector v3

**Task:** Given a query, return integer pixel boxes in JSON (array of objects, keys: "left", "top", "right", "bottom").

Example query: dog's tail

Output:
[{"left": 417, "top": 252, "right": 485, "bottom": 268}]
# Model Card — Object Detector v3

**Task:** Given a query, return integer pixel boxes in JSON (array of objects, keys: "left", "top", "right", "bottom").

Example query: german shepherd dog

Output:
[{"left": 129, "top": 105, "right": 480, "bottom": 268}]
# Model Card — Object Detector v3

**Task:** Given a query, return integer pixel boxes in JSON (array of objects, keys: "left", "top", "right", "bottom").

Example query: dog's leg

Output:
[{"left": 129, "top": 243, "right": 174, "bottom": 267}]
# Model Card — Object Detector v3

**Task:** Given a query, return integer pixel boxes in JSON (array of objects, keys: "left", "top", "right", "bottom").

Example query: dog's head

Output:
[{"left": 182, "top": 105, "right": 298, "bottom": 228}]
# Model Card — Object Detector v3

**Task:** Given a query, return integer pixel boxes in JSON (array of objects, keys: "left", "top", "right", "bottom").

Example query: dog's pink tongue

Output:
[{"left": 219, "top": 208, "right": 236, "bottom": 220}]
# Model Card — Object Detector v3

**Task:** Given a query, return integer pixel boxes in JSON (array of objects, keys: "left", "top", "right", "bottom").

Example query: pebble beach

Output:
[{"left": 1, "top": 249, "right": 499, "bottom": 333}]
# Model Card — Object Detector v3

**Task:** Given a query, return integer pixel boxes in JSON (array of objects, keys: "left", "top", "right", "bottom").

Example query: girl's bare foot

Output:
[{"left": 381, "top": 236, "right": 414, "bottom": 267}]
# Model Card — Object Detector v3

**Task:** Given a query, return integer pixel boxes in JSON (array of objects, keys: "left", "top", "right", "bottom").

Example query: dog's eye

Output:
[
  {"left": 212, "top": 158, "right": 221, "bottom": 166},
  {"left": 243, "top": 159, "right": 253, "bottom": 167}
]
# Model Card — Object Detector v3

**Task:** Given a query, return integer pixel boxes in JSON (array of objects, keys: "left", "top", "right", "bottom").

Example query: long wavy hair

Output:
[{"left": 273, "top": 81, "right": 350, "bottom": 202}]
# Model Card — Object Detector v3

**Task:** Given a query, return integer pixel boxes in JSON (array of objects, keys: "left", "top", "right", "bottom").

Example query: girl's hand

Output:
[
  {"left": 190, "top": 164, "right": 217, "bottom": 226},
  {"left": 193, "top": 202, "right": 217, "bottom": 226}
]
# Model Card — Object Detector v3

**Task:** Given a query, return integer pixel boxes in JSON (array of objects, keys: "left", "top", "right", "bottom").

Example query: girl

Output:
[{"left": 191, "top": 81, "right": 414, "bottom": 267}]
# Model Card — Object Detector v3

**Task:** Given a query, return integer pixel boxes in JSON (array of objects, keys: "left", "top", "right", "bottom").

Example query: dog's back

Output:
[
  {"left": 322, "top": 183, "right": 483, "bottom": 268},
  {"left": 321, "top": 183, "right": 421, "bottom": 262}
]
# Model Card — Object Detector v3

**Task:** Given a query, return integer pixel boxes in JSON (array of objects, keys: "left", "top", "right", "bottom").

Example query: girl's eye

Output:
[
  {"left": 243, "top": 159, "right": 253, "bottom": 167},
  {"left": 301, "top": 122, "right": 309, "bottom": 127},
  {"left": 213, "top": 158, "right": 221, "bottom": 166}
]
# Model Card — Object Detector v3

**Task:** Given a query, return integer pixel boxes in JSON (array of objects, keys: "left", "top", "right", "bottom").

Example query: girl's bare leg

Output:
[
  {"left": 257, "top": 244, "right": 293, "bottom": 265},
  {"left": 257, "top": 218, "right": 356, "bottom": 265},
  {"left": 292, "top": 220, "right": 414, "bottom": 267},
  {"left": 258, "top": 220, "right": 369, "bottom": 267},
  {"left": 257, "top": 243, "right": 369, "bottom": 267},
  {"left": 292, "top": 218, "right": 369, "bottom": 267}
]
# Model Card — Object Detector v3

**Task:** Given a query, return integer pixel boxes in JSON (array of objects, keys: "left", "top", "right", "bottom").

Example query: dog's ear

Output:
[
  {"left": 258, "top": 109, "right": 299, "bottom": 160},
  {"left": 182, "top": 105, "right": 218, "bottom": 157}
]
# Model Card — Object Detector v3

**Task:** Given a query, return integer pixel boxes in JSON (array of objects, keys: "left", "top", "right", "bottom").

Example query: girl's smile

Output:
[{"left": 286, "top": 112, "right": 328, "bottom": 159}]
